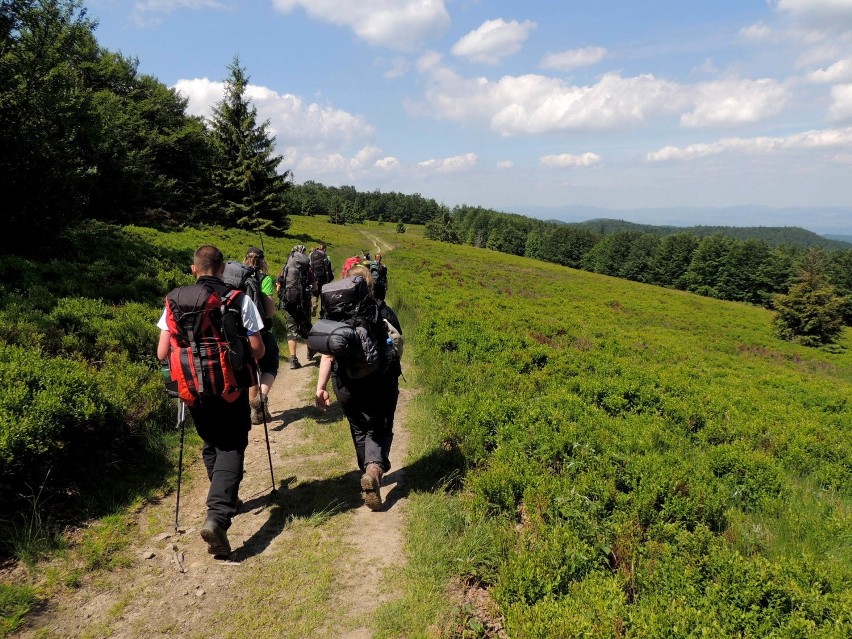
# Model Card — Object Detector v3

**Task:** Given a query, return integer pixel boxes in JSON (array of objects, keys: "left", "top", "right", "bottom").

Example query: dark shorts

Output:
[{"left": 257, "top": 331, "right": 280, "bottom": 377}]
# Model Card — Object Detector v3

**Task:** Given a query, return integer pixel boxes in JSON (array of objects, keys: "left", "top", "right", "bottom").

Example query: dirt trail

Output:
[{"left": 15, "top": 341, "right": 412, "bottom": 638}]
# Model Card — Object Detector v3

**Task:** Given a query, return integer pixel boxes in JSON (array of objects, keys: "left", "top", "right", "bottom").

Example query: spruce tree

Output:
[
  {"left": 773, "top": 249, "right": 846, "bottom": 346},
  {"left": 209, "top": 56, "right": 290, "bottom": 234}
]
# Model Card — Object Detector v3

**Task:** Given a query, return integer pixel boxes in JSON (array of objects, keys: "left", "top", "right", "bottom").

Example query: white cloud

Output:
[
  {"left": 174, "top": 77, "right": 384, "bottom": 182},
  {"left": 540, "top": 153, "right": 602, "bottom": 168},
  {"left": 297, "top": 145, "right": 383, "bottom": 174},
  {"left": 680, "top": 78, "right": 788, "bottom": 128},
  {"left": 381, "top": 56, "right": 410, "bottom": 79},
  {"left": 496, "top": 160, "right": 513, "bottom": 169},
  {"left": 647, "top": 126, "right": 852, "bottom": 161},
  {"left": 829, "top": 84, "right": 852, "bottom": 120},
  {"left": 272, "top": 0, "right": 450, "bottom": 51},
  {"left": 773, "top": 0, "right": 852, "bottom": 32},
  {"left": 132, "top": 0, "right": 228, "bottom": 26},
  {"left": 375, "top": 156, "right": 400, "bottom": 169},
  {"left": 540, "top": 46, "right": 607, "bottom": 71},
  {"left": 808, "top": 59, "right": 852, "bottom": 82},
  {"left": 739, "top": 21, "right": 772, "bottom": 40},
  {"left": 420, "top": 66, "right": 689, "bottom": 135},
  {"left": 451, "top": 19, "right": 537, "bottom": 65},
  {"left": 417, "top": 152, "right": 478, "bottom": 172}
]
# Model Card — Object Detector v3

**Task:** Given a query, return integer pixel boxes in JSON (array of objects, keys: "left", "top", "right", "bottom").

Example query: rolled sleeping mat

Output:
[{"left": 307, "top": 319, "right": 356, "bottom": 357}]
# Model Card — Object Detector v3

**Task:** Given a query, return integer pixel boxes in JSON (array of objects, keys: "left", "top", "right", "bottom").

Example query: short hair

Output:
[
  {"left": 375, "top": 253, "right": 382, "bottom": 262},
  {"left": 194, "top": 245, "right": 224, "bottom": 274}
]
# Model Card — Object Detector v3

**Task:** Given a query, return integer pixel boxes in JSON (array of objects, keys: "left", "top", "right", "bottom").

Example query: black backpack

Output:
[
  {"left": 310, "top": 249, "right": 333, "bottom": 285},
  {"left": 318, "top": 275, "right": 390, "bottom": 379},
  {"left": 223, "top": 261, "right": 263, "bottom": 314},
  {"left": 278, "top": 253, "right": 310, "bottom": 306}
]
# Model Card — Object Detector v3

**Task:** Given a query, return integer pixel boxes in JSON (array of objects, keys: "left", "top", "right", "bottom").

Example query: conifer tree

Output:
[
  {"left": 209, "top": 56, "right": 290, "bottom": 234},
  {"left": 773, "top": 249, "right": 845, "bottom": 346}
]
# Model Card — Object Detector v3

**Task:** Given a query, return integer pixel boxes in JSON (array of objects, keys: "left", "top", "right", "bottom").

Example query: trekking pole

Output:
[
  {"left": 257, "top": 370, "right": 277, "bottom": 495},
  {"left": 173, "top": 399, "right": 186, "bottom": 532}
]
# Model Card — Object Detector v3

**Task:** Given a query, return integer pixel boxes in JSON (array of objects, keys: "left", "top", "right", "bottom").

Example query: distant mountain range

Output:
[
  {"left": 547, "top": 218, "right": 852, "bottom": 249},
  {"left": 508, "top": 204, "right": 851, "bottom": 238}
]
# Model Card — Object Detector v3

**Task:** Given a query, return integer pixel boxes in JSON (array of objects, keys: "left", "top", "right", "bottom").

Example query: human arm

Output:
[
  {"left": 315, "top": 354, "right": 334, "bottom": 410},
  {"left": 157, "top": 330, "right": 170, "bottom": 360},
  {"left": 248, "top": 333, "right": 265, "bottom": 360}
]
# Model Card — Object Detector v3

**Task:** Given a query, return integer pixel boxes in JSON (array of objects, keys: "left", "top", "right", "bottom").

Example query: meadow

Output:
[{"left": 1, "top": 217, "right": 850, "bottom": 637}]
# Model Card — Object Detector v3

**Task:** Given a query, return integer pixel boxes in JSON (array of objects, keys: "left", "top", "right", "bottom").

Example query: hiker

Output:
[
  {"left": 341, "top": 254, "right": 365, "bottom": 278},
  {"left": 309, "top": 243, "right": 333, "bottom": 318},
  {"left": 276, "top": 244, "right": 314, "bottom": 369},
  {"left": 241, "top": 247, "right": 279, "bottom": 425},
  {"left": 157, "top": 245, "right": 265, "bottom": 557},
  {"left": 314, "top": 264, "right": 402, "bottom": 511},
  {"left": 371, "top": 252, "right": 389, "bottom": 300}
]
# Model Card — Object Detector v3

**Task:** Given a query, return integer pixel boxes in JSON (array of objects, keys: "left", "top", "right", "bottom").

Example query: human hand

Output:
[{"left": 315, "top": 388, "right": 331, "bottom": 411}]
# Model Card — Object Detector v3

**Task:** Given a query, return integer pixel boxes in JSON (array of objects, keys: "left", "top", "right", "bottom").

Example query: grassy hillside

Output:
[
  {"left": 344, "top": 222, "right": 850, "bottom": 637},
  {"left": 2, "top": 217, "right": 849, "bottom": 637}
]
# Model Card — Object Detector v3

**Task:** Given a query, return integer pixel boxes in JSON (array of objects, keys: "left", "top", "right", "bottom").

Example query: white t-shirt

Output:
[{"left": 157, "top": 293, "right": 264, "bottom": 335}]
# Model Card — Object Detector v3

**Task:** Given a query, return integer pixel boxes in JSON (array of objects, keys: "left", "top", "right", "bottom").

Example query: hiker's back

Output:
[{"left": 164, "top": 278, "right": 255, "bottom": 405}]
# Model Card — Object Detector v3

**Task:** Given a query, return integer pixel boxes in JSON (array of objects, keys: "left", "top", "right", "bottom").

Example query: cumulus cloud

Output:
[
  {"left": 540, "top": 46, "right": 607, "bottom": 71},
  {"left": 451, "top": 19, "right": 537, "bottom": 65},
  {"left": 272, "top": 0, "right": 450, "bottom": 51},
  {"left": 297, "top": 145, "right": 384, "bottom": 174},
  {"left": 829, "top": 84, "right": 852, "bottom": 120},
  {"left": 417, "top": 152, "right": 478, "bottom": 172},
  {"left": 808, "top": 58, "right": 852, "bottom": 82},
  {"left": 739, "top": 21, "right": 772, "bottom": 40},
  {"left": 680, "top": 78, "right": 788, "bottom": 128},
  {"left": 420, "top": 67, "right": 690, "bottom": 135},
  {"left": 381, "top": 56, "right": 410, "bottom": 79},
  {"left": 174, "top": 77, "right": 373, "bottom": 148},
  {"left": 647, "top": 126, "right": 852, "bottom": 161},
  {"left": 375, "top": 156, "right": 400, "bottom": 169},
  {"left": 132, "top": 0, "right": 229, "bottom": 26},
  {"left": 540, "top": 153, "right": 602, "bottom": 168},
  {"left": 773, "top": 0, "right": 852, "bottom": 32},
  {"left": 496, "top": 160, "right": 513, "bottom": 169}
]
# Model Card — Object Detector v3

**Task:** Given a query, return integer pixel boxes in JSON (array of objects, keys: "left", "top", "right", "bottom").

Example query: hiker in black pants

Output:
[
  {"left": 314, "top": 264, "right": 402, "bottom": 511},
  {"left": 157, "top": 245, "right": 265, "bottom": 556}
]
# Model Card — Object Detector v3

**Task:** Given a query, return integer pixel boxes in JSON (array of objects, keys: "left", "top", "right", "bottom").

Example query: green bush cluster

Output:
[{"left": 384, "top": 232, "right": 852, "bottom": 636}]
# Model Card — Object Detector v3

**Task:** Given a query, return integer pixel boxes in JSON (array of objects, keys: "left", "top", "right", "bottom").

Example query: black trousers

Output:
[
  {"left": 333, "top": 370, "right": 399, "bottom": 473},
  {"left": 189, "top": 392, "right": 250, "bottom": 530}
]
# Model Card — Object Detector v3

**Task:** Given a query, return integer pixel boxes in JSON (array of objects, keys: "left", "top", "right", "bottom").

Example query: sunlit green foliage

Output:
[{"left": 366, "top": 224, "right": 852, "bottom": 637}]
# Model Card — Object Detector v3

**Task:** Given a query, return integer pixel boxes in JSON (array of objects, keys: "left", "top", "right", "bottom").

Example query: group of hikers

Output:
[{"left": 157, "top": 243, "right": 398, "bottom": 557}]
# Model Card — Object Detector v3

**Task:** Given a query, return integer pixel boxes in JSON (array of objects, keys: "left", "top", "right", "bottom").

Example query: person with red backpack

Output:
[{"left": 156, "top": 245, "right": 265, "bottom": 557}]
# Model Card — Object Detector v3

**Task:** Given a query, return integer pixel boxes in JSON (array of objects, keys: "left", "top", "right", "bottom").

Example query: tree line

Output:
[
  {"left": 426, "top": 205, "right": 852, "bottom": 341},
  {"left": 1, "top": 0, "right": 291, "bottom": 246},
  {"left": 281, "top": 180, "right": 446, "bottom": 226}
]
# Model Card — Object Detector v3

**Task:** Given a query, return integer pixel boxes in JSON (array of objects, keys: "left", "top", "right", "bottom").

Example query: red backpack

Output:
[
  {"left": 164, "top": 280, "right": 256, "bottom": 406},
  {"left": 341, "top": 255, "right": 367, "bottom": 278}
]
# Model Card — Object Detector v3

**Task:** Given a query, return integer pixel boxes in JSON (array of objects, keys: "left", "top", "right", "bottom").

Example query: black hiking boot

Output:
[
  {"left": 307, "top": 347, "right": 316, "bottom": 360},
  {"left": 201, "top": 519, "right": 231, "bottom": 557},
  {"left": 290, "top": 356, "right": 302, "bottom": 370}
]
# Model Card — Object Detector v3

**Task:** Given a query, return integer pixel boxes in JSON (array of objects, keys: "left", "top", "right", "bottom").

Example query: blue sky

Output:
[{"left": 87, "top": 1, "right": 852, "bottom": 232}]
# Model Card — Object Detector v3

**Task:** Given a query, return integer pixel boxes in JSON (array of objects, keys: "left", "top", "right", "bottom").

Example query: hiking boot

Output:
[
  {"left": 260, "top": 393, "right": 272, "bottom": 422},
  {"left": 290, "top": 357, "right": 302, "bottom": 370},
  {"left": 200, "top": 519, "right": 231, "bottom": 557},
  {"left": 307, "top": 347, "right": 316, "bottom": 360},
  {"left": 361, "top": 463, "right": 383, "bottom": 511},
  {"left": 249, "top": 395, "right": 264, "bottom": 425}
]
